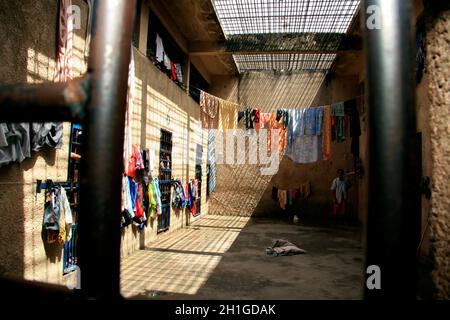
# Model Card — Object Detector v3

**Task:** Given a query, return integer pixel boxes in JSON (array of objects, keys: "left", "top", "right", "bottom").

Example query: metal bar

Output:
[
  {"left": 77, "top": 0, "right": 136, "bottom": 299},
  {"left": 0, "top": 77, "right": 89, "bottom": 122},
  {"left": 363, "top": 0, "right": 419, "bottom": 299}
]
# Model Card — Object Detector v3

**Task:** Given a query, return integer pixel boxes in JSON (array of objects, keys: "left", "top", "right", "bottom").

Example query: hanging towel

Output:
[
  {"left": 322, "top": 105, "right": 332, "bottom": 160},
  {"left": 287, "top": 135, "right": 322, "bottom": 164},
  {"left": 331, "top": 102, "right": 345, "bottom": 116},
  {"left": 268, "top": 113, "right": 287, "bottom": 154},
  {"left": 156, "top": 34, "right": 164, "bottom": 63},
  {"left": 278, "top": 190, "right": 287, "bottom": 210},
  {"left": 218, "top": 100, "right": 238, "bottom": 131},
  {"left": 254, "top": 108, "right": 261, "bottom": 131},
  {"left": 200, "top": 91, "right": 219, "bottom": 129}
]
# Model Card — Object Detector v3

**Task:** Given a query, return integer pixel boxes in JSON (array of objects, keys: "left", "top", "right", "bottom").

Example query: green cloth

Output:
[
  {"left": 331, "top": 102, "right": 345, "bottom": 117},
  {"left": 336, "top": 116, "right": 345, "bottom": 143}
]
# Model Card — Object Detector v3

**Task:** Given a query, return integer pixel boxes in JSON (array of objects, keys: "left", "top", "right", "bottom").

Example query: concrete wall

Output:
[
  {"left": 209, "top": 72, "right": 363, "bottom": 222},
  {"left": 0, "top": 0, "right": 209, "bottom": 286},
  {"left": 425, "top": 4, "right": 450, "bottom": 299}
]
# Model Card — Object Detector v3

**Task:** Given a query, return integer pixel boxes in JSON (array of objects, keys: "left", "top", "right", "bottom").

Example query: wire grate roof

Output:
[
  {"left": 211, "top": 0, "right": 361, "bottom": 73},
  {"left": 233, "top": 53, "right": 337, "bottom": 72},
  {"left": 211, "top": 0, "right": 360, "bottom": 35}
]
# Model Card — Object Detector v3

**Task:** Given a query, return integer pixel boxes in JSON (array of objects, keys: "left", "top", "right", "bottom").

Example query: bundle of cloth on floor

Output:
[{"left": 266, "top": 239, "right": 307, "bottom": 256}]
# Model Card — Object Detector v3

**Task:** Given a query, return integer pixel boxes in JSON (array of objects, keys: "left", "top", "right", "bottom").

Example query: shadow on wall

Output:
[
  {"left": 208, "top": 71, "right": 360, "bottom": 222},
  {"left": 208, "top": 71, "right": 327, "bottom": 218},
  {"left": 0, "top": 0, "right": 66, "bottom": 280}
]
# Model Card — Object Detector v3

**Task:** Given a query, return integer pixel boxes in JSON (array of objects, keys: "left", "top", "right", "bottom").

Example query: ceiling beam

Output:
[{"left": 189, "top": 33, "right": 362, "bottom": 56}]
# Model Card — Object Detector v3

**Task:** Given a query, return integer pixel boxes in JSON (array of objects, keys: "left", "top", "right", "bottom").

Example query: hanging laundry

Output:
[
  {"left": 268, "top": 113, "right": 287, "bottom": 154},
  {"left": 243, "top": 107, "right": 255, "bottom": 130},
  {"left": 188, "top": 180, "right": 197, "bottom": 216},
  {"left": 153, "top": 178, "right": 163, "bottom": 216},
  {"left": 331, "top": 102, "right": 345, "bottom": 143},
  {"left": 218, "top": 100, "right": 238, "bottom": 131},
  {"left": 207, "top": 130, "right": 217, "bottom": 195},
  {"left": 345, "top": 99, "right": 361, "bottom": 158},
  {"left": 170, "top": 62, "right": 177, "bottom": 81},
  {"left": 172, "top": 180, "right": 186, "bottom": 209},
  {"left": 0, "top": 123, "right": 31, "bottom": 167},
  {"left": 237, "top": 111, "right": 245, "bottom": 123},
  {"left": 126, "top": 177, "right": 138, "bottom": 216},
  {"left": 123, "top": 49, "right": 135, "bottom": 176},
  {"left": 43, "top": 189, "right": 61, "bottom": 244},
  {"left": 285, "top": 108, "right": 322, "bottom": 164},
  {"left": 60, "top": 187, "right": 73, "bottom": 242},
  {"left": 133, "top": 183, "right": 145, "bottom": 222},
  {"left": 57, "top": 190, "right": 66, "bottom": 245},
  {"left": 277, "top": 189, "right": 287, "bottom": 210},
  {"left": 174, "top": 63, "right": 183, "bottom": 82},
  {"left": 31, "top": 122, "right": 63, "bottom": 152},
  {"left": 304, "top": 107, "right": 324, "bottom": 136},
  {"left": 322, "top": 105, "right": 332, "bottom": 161},
  {"left": 287, "top": 190, "right": 293, "bottom": 206},
  {"left": 200, "top": 91, "right": 219, "bottom": 129},
  {"left": 260, "top": 113, "right": 272, "bottom": 128},
  {"left": 253, "top": 108, "right": 261, "bottom": 131},
  {"left": 147, "top": 179, "right": 159, "bottom": 218},
  {"left": 121, "top": 209, "right": 133, "bottom": 228},
  {"left": 127, "top": 145, "right": 145, "bottom": 179},
  {"left": 276, "top": 109, "right": 290, "bottom": 130},
  {"left": 155, "top": 33, "right": 165, "bottom": 63}
]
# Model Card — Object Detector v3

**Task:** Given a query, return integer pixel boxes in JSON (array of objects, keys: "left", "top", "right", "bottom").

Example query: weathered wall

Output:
[
  {"left": 120, "top": 48, "right": 209, "bottom": 258},
  {"left": 0, "top": 0, "right": 209, "bottom": 286},
  {"left": 0, "top": 0, "right": 88, "bottom": 287},
  {"left": 425, "top": 4, "right": 450, "bottom": 299},
  {"left": 209, "top": 72, "right": 363, "bottom": 222}
]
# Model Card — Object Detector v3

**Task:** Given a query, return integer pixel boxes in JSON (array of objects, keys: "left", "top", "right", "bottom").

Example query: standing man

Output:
[{"left": 331, "top": 169, "right": 351, "bottom": 218}]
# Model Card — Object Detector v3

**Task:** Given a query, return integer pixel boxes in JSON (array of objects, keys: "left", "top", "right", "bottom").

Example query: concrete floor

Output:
[{"left": 121, "top": 215, "right": 365, "bottom": 300}]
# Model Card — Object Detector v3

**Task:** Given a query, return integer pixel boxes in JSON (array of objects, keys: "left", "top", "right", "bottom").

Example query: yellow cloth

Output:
[
  {"left": 218, "top": 100, "right": 238, "bottom": 131},
  {"left": 148, "top": 182, "right": 157, "bottom": 219},
  {"left": 58, "top": 195, "right": 66, "bottom": 245}
]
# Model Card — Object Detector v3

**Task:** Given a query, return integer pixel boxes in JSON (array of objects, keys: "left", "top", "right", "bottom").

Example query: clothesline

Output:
[
  {"left": 198, "top": 89, "right": 240, "bottom": 108},
  {"left": 198, "top": 87, "right": 362, "bottom": 114}
]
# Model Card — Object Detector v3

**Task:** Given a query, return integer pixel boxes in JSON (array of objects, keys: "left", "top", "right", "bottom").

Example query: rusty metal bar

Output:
[
  {"left": 77, "top": 0, "right": 136, "bottom": 299},
  {"left": 363, "top": 0, "right": 419, "bottom": 299},
  {"left": 0, "top": 77, "right": 89, "bottom": 122}
]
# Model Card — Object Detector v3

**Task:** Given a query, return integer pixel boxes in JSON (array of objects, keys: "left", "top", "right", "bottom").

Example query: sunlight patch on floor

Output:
[{"left": 120, "top": 215, "right": 250, "bottom": 298}]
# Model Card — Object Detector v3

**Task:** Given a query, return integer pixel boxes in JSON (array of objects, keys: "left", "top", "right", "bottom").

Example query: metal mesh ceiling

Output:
[
  {"left": 211, "top": 0, "right": 361, "bottom": 72},
  {"left": 233, "top": 53, "right": 337, "bottom": 72},
  {"left": 211, "top": 0, "right": 360, "bottom": 35}
]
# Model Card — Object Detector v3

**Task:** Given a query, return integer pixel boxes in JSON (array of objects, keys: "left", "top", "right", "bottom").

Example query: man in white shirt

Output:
[{"left": 330, "top": 169, "right": 350, "bottom": 217}]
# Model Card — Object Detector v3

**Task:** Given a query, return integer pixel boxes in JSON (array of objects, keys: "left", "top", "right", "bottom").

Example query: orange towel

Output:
[{"left": 322, "top": 105, "right": 332, "bottom": 160}]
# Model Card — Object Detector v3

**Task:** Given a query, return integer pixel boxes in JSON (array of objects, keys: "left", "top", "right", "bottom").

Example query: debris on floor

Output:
[{"left": 266, "top": 239, "right": 307, "bottom": 256}]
